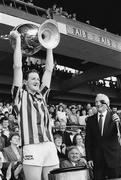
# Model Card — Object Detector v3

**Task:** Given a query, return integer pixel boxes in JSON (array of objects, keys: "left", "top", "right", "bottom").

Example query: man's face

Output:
[
  {"left": 60, "top": 122, "right": 66, "bottom": 132},
  {"left": 3, "top": 120, "right": 9, "bottom": 128},
  {"left": 54, "top": 121, "right": 60, "bottom": 129},
  {"left": 8, "top": 114, "right": 15, "bottom": 121},
  {"left": 95, "top": 97, "right": 107, "bottom": 113},
  {"left": 86, "top": 103, "right": 91, "bottom": 110},
  {"left": 71, "top": 108, "right": 76, "bottom": 114},
  {"left": 68, "top": 149, "right": 80, "bottom": 163},
  {"left": 54, "top": 137, "right": 62, "bottom": 147},
  {"left": 26, "top": 72, "right": 40, "bottom": 93},
  {"left": 112, "top": 107, "right": 117, "bottom": 113},
  {"left": 49, "top": 107, "right": 54, "bottom": 113}
]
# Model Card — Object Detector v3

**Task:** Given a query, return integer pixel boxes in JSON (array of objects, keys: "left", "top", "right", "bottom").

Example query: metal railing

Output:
[
  {"left": 1, "top": 0, "right": 49, "bottom": 18},
  {"left": 53, "top": 125, "right": 86, "bottom": 133}
]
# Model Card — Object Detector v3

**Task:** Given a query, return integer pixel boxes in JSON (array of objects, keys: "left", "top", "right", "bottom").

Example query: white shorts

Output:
[{"left": 23, "top": 142, "right": 59, "bottom": 166}]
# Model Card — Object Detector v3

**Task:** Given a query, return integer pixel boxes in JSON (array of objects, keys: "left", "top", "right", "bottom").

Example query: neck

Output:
[
  {"left": 11, "top": 144, "right": 17, "bottom": 149},
  {"left": 98, "top": 109, "right": 107, "bottom": 114},
  {"left": 27, "top": 88, "right": 35, "bottom": 95}
]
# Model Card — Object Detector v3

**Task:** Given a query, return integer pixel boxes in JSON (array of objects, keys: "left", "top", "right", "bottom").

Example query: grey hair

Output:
[{"left": 96, "top": 93, "right": 110, "bottom": 106}]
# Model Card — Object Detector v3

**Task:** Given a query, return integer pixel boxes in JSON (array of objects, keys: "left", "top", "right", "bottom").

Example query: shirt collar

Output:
[
  {"left": 71, "top": 161, "right": 76, "bottom": 166},
  {"left": 98, "top": 110, "right": 107, "bottom": 118}
]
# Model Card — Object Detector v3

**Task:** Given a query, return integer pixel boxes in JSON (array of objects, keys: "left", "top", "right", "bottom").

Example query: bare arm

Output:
[
  {"left": 41, "top": 49, "right": 54, "bottom": 88},
  {"left": 11, "top": 31, "right": 23, "bottom": 87}
]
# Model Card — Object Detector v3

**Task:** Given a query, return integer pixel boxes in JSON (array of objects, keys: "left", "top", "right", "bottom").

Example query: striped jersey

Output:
[{"left": 12, "top": 84, "right": 53, "bottom": 146}]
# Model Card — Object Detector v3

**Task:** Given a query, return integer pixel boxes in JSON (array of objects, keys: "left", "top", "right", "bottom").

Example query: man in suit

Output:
[
  {"left": 85, "top": 93, "right": 121, "bottom": 180},
  {"left": 60, "top": 146, "right": 87, "bottom": 168},
  {"left": 57, "top": 121, "right": 72, "bottom": 147}
]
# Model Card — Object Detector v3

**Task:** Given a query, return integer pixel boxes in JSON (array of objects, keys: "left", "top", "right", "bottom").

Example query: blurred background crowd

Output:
[{"left": 0, "top": 100, "right": 120, "bottom": 179}]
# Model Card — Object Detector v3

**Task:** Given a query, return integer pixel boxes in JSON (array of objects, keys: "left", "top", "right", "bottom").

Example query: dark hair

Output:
[
  {"left": 1, "top": 117, "right": 9, "bottom": 123},
  {"left": 80, "top": 109, "right": 87, "bottom": 116},
  {"left": 53, "top": 134, "right": 62, "bottom": 140},
  {"left": 57, "top": 105, "right": 64, "bottom": 111},
  {"left": 73, "top": 133, "right": 83, "bottom": 145},
  {"left": 23, "top": 69, "right": 40, "bottom": 80},
  {"left": 4, "top": 111, "right": 9, "bottom": 114},
  {"left": 67, "top": 146, "right": 79, "bottom": 154},
  {"left": 9, "top": 132, "right": 20, "bottom": 141},
  {"left": 70, "top": 107, "right": 76, "bottom": 111},
  {"left": 54, "top": 120, "right": 60, "bottom": 125}
]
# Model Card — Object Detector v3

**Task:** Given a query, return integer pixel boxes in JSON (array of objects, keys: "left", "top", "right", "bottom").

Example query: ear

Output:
[
  {"left": 23, "top": 80, "right": 27, "bottom": 86},
  {"left": 22, "top": 80, "right": 27, "bottom": 90}
]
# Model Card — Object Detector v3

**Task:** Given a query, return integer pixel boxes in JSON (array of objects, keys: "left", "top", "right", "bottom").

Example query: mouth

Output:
[
  {"left": 33, "top": 84, "right": 39, "bottom": 88},
  {"left": 97, "top": 106, "right": 102, "bottom": 109}
]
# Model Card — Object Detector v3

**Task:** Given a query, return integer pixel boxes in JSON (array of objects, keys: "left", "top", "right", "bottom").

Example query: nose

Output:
[
  {"left": 35, "top": 79, "right": 40, "bottom": 84},
  {"left": 95, "top": 101, "right": 101, "bottom": 106}
]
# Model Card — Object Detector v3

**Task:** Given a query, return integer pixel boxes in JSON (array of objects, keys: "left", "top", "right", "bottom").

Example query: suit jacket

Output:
[
  {"left": 60, "top": 159, "right": 86, "bottom": 168},
  {"left": 85, "top": 111, "right": 121, "bottom": 168},
  {"left": 2, "top": 146, "right": 22, "bottom": 162},
  {"left": 60, "top": 160, "right": 74, "bottom": 168},
  {"left": 57, "top": 131, "right": 73, "bottom": 147},
  {"left": 56, "top": 147, "right": 67, "bottom": 161}
]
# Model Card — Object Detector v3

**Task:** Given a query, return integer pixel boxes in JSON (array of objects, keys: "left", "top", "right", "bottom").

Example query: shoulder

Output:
[
  {"left": 3, "top": 146, "right": 11, "bottom": 153},
  {"left": 12, "top": 85, "right": 23, "bottom": 93},
  {"left": 2, "top": 134, "right": 7, "bottom": 139},
  {"left": 61, "top": 160, "right": 72, "bottom": 166},
  {"left": 86, "top": 114, "right": 97, "bottom": 124}
]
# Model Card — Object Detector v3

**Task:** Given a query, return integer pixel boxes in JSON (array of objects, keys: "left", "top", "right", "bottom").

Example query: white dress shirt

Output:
[{"left": 98, "top": 110, "right": 107, "bottom": 135}]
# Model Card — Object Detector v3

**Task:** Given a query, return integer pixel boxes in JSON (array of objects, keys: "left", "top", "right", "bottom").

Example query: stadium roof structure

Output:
[{"left": 0, "top": 2, "right": 121, "bottom": 105}]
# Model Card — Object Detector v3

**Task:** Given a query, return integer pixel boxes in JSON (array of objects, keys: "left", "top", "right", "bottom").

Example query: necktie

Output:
[{"left": 99, "top": 114, "right": 103, "bottom": 133}]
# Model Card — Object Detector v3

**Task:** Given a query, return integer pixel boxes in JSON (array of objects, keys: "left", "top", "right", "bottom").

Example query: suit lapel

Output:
[
  {"left": 93, "top": 114, "right": 101, "bottom": 135},
  {"left": 10, "top": 146, "right": 18, "bottom": 160},
  {"left": 103, "top": 111, "right": 111, "bottom": 136},
  {"left": 9, "top": 146, "right": 20, "bottom": 161},
  {"left": 93, "top": 112, "right": 111, "bottom": 136}
]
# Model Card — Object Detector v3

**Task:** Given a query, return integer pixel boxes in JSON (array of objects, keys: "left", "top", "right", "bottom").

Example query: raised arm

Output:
[
  {"left": 10, "top": 31, "right": 23, "bottom": 87},
  {"left": 41, "top": 49, "right": 54, "bottom": 88}
]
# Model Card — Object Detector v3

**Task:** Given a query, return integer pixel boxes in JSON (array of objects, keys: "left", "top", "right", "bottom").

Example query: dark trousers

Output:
[
  {"left": 93, "top": 155, "right": 121, "bottom": 180},
  {"left": 93, "top": 166, "right": 121, "bottom": 180}
]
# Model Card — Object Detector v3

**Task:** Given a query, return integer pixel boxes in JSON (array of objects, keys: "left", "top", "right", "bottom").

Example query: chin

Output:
[
  {"left": 33, "top": 88, "right": 39, "bottom": 92},
  {"left": 97, "top": 107, "right": 102, "bottom": 111}
]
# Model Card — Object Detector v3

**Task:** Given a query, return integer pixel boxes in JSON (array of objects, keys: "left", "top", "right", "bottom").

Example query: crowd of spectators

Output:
[
  {"left": 0, "top": 98, "right": 120, "bottom": 179},
  {"left": 2, "top": 0, "right": 77, "bottom": 21},
  {"left": 88, "top": 79, "right": 120, "bottom": 90},
  {"left": 22, "top": 57, "right": 76, "bottom": 80},
  {"left": 22, "top": 57, "right": 121, "bottom": 89},
  {"left": 46, "top": 4, "right": 77, "bottom": 20},
  {"left": 2, "top": 0, "right": 121, "bottom": 37}
]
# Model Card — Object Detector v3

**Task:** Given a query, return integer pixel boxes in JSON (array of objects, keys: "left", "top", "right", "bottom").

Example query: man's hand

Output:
[
  {"left": 10, "top": 30, "right": 21, "bottom": 40},
  {"left": 112, "top": 113, "right": 120, "bottom": 124},
  {"left": 14, "top": 164, "right": 23, "bottom": 179},
  {"left": 88, "top": 160, "right": 94, "bottom": 169},
  {"left": 62, "top": 143, "right": 66, "bottom": 154},
  {"left": 9, "top": 30, "right": 21, "bottom": 51}
]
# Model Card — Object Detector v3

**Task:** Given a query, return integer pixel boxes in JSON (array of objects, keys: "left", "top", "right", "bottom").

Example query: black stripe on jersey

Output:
[{"left": 27, "top": 94, "right": 34, "bottom": 144}]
